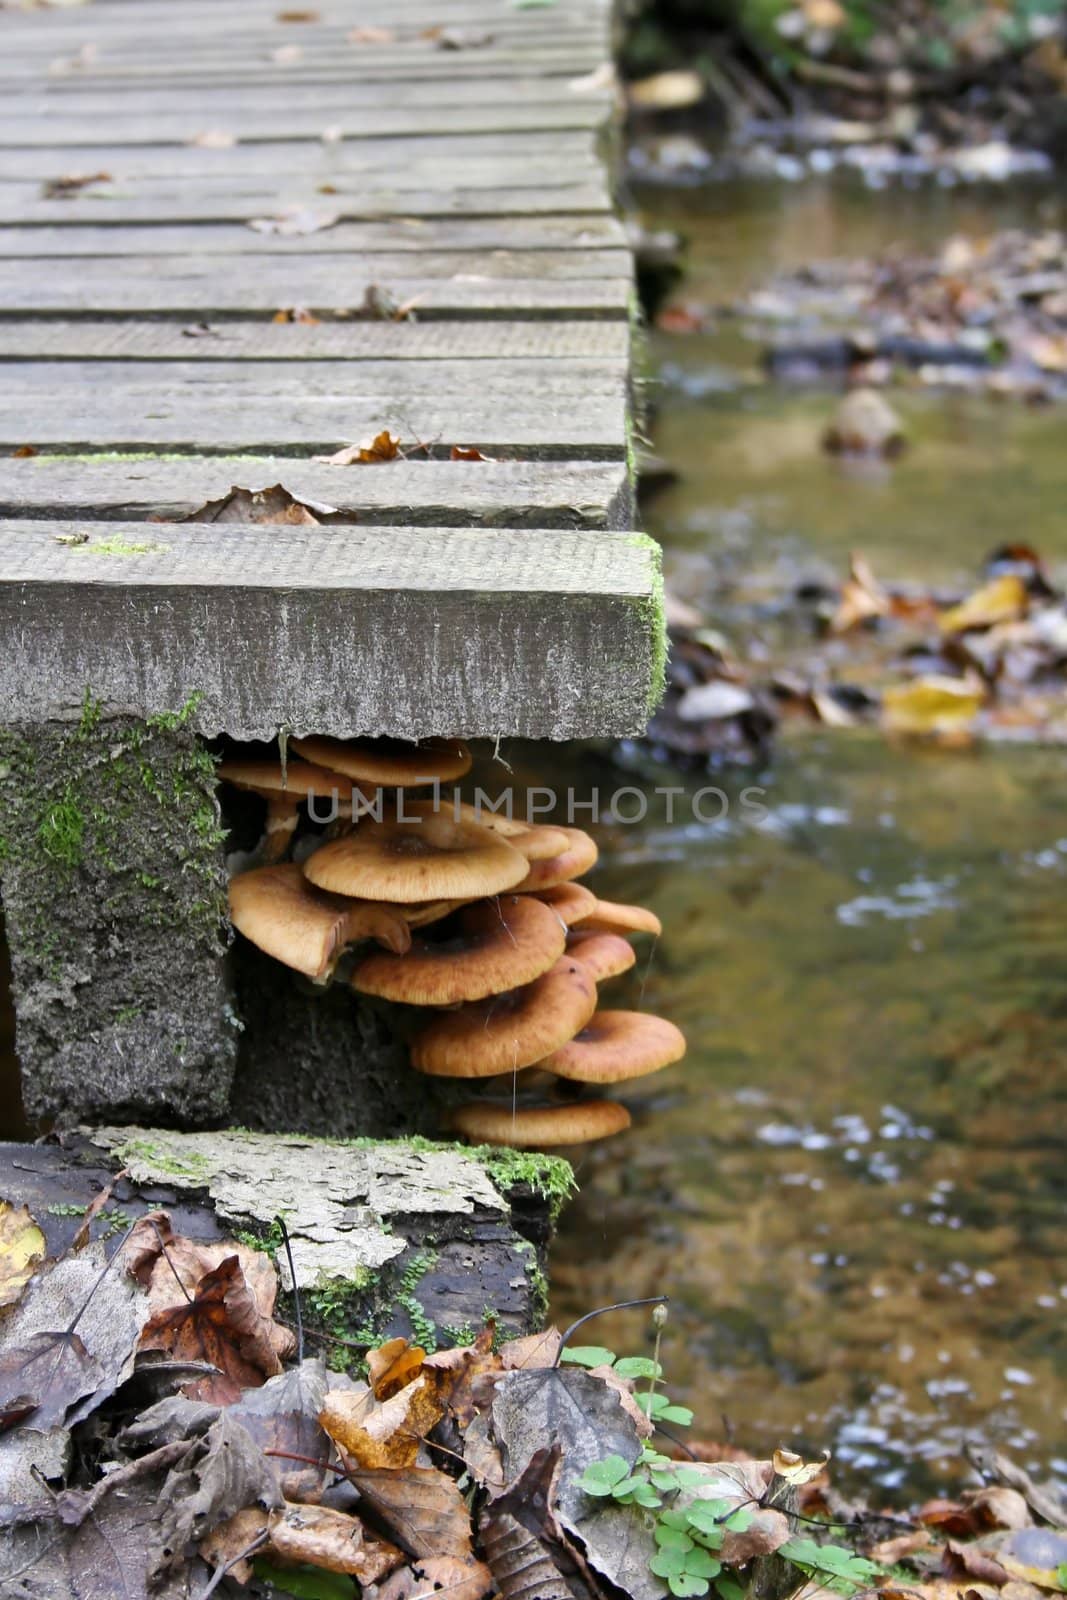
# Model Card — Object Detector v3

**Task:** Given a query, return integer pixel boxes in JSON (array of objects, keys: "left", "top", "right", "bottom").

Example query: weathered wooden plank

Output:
[
  {"left": 4, "top": 75, "right": 613, "bottom": 115},
  {"left": 0, "top": 184, "right": 613, "bottom": 224},
  {"left": 0, "top": 248, "right": 629, "bottom": 298},
  {"left": 1, "top": 352, "right": 625, "bottom": 384},
  {"left": 0, "top": 388, "right": 626, "bottom": 453},
  {"left": 0, "top": 456, "right": 633, "bottom": 530},
  {"left": 0, "top": 520, "right": 662, "bottom": 739},
  {"left": 0, "top": 130, "right": 599, "bottom": 182},
  {"left": 0, "top": 100, "right": 609, "bottom": 147},
  {"left": 0, "top": 270, "right": 631, "bottom": 318},
  {"left": 0, "top": 319, "right": 631, "bottom": 359},
  {"left": 0, "top": 213, "right": 627, "bottom": 257},
  {"left": 17, "top": 50, "right": 608, "bottom": 89}
]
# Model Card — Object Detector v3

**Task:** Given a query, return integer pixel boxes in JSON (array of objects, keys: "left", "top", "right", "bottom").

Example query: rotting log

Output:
[{"left": 0, "top": 1128, "right": 574, "bottom": 1348}]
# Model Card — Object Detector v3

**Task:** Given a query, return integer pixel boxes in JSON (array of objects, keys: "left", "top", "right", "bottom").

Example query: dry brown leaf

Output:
[
  {"left": 180, "top": 483, "right": 336, "bottom": 525},
  {"left": 450, "top": 445, "right": 493, "bottom": 461},
  {"left": 138, "top": 1255, "right": 287, "bottom": 1403},
  {"left": 199, "top": 1506, "right": 269, "bottom": 1584},
  {"left": 939, "top": 573, "right": 1029, "bottom": 635},
  {"left": 406, "top": 1555, "right": 494, "bottom": 1600},
  {"left": 831, "top": 552, "right": 890, "bottom": 634},
  {"left": 122, "top": 1213, "right": 291, "bottom": 1363},
  {"left": 881, "top": 676, "right": 986, "bottom": 735},
  {"left": 42, "top": 171, "right": 111, "bottom": 199},
  {"left": 942, "top": 1539, "right": 1012, "bottom": 1585},
  {"left": 277, "top": 7, "right": 320, "bottom": 19},
  {"left": 870, "top": 1529, "right": 939, "bottom": 1564},
  {"left": 268, "top": 1501, "right": 405, "bottom": 1581},
  {"left": 422, "top": 1325, "right": 501, "bottom": 1428},
  {"left": 70, "top": 1172, "right": 124, "bottom": 1252},
  {"left": 346, "top": 1465, "right": 475, "bottom": 1561},
  {"left": 273, "top": 304, "right": 320, "bottom": 323},
  {"left": 771, "top": 1447, "right": 830, "bottom": 1485},
  {"left": 499, "top": 1327, "right": 561, "bottom": 1370},
  {"left": 12, "top": 445, "right": 37, "bottom": 459},
  {"left": 320, "top": 1375, "right": 444, "bottom": 1469},
  {"left": 587, "top": 1363, "right": 653, "bottom": 1439},
  {"left": 481, "top": 1507, "right": 575, "bottom": 1600},
  {"left": 314, "top": 430, "right": 401, "bottom": 465}
]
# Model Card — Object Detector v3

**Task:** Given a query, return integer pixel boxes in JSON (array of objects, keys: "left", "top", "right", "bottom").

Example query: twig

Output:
[
  {"left": 275, "top": 1216, "right": 303, "bottom": 1363},
  {"left": 195, "top": 1529, "right": 270, "bottom": 1599}
]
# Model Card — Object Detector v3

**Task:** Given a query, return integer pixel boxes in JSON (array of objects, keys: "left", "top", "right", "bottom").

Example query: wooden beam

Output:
[{"left": 0, "top": 520, "right": 663, "bottom": 739}]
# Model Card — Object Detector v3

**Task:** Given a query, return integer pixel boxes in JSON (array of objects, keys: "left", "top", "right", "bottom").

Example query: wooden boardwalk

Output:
[{"left": 0, "top": 0, "right": 662, "bottom": 741}]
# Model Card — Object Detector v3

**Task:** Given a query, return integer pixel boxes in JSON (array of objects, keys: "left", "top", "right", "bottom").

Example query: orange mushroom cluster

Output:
[{"left": 221, "top": 736, "right": 684, "bottom": 1150}]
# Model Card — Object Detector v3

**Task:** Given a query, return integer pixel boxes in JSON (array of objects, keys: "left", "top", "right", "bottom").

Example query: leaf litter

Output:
[{"left": 2, "top": 1215, "right": 1064, "bottom": 1599}]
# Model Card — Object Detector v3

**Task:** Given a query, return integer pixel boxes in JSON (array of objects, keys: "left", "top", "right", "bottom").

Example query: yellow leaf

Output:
[
  {"left": 319, "top": 1374, "right": 444, "bottom": 1469},
  {"left": 939, "top": 574, "right": 1028, "bottom": 635},
  {"left": 772, "top": 1447, "right": 830, "bottom": 1485},
  {"left": 0, "top": 1202, "right": 46, "bottom": 1312},
  {"left": 881, "top": 676, "right": 985, "bottom": 734}
]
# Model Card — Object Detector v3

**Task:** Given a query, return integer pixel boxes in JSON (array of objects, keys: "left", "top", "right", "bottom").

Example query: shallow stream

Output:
[{"left": 550, "top": 171, "right": 1067, "bottom": 1500}]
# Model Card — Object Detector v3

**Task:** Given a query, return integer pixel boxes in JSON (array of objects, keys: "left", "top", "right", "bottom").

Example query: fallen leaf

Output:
[
  {"left": 942, "top": 1538, "right": 1012, "bottom": 1585},
  {"left": 274, "top": 304, "right": 320, "bottom": 323},
  {"left": 499, "top": 1327, "right": 561, "bottom": 1370},
  {"left": 231, "top": 1358, "right": 333, "bottom": 1501},
  {"left": 435, "top": 27, "right": 494, "bottom": 49},
  {"left": 881, "top": 676, "right": 986, "bottom": 735},
  {"left": 11, "top": 445, "right": 37, "bottom": 458},
  {"left": 772, "top": 1447, "right": 831, "bottom": 1485},
  {"left": 368, "top": 1337, "right": 427, "bottom": 1400},
  {"left": 346, "top": 1465, "right": 474, "bottom": 1560},
  {"left": 0, "top": 1243, "right": 147, "bottom": 1431},
  {"left": 42, "top": 170, "right": 111, "bottom": 199},
  {"left": 277, "top": 7, "right": 320, "bottom": 18},
  {"left": 180, "top": 483, "right": 336, "bottom": 524},
  {"left": 320, "top": 1375, "right": 444, "bottom": 1469},
  {"left": 0, "top": 1203, "right": 45, "bottom": 1312},
  {"left": 250, "top": 207, "right": 340, "bottom": 236},
  {"left": 628, "top": 69, "right": 705, "bottom": 110},
  {"left": 138, "top": 1255, "right": 287, "bottom": 1403},
  {"left": 831, "top": 552, "right": 891, "bottom": 634},
  {"left": 404, "top": 1554, "right": 494, "bottom": 1600},
  {"left": 200, "top": 1505, "right": 269, "bottom": 1584},
  {"left": 939, "top": 574, "right": 1029, "bottom": 634},
  {"left": 154, "top": 1410, "right": 282, "bottom": 1577},
  {"left": 481, "top": 1505, "right": 575, "bottom": 1600},
  {"left": 656, "top": 303, "right": 708, "bottom": 333},
  {"left": 348, "top": 24, "right": 395, "bottom": 42},
  {"left": 450, "top": 445, "right": 492, "bottom": 461},
  {"left": 268, "top": 1500, "right": 404, "bottom": 1581},
  {"left": 491, "top": 1367, "right": 660, "bottom": 1600},
  {"left": 188, "top": 128, "right": 236, "bottom": 148},
  {"left": 314, "top": 430, "right": 401, "bottom": 466},
  {"left": 70, "top": 1171, "right": 125, "bottom": 1253}
]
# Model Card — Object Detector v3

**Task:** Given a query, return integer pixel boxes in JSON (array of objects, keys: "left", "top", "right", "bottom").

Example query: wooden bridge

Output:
[{"left": 0, "top": 0, "right": 661, "bottom": 740}]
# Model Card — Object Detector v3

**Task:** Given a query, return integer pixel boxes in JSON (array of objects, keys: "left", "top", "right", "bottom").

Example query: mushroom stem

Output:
[{"left": 262, "top": 796, "right": 300, "bottom": 863}]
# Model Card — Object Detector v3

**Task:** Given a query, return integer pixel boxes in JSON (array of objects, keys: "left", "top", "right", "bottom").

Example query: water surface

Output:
[{"left": 551, "top": 172, "right": 1067, "bottom": 1499}]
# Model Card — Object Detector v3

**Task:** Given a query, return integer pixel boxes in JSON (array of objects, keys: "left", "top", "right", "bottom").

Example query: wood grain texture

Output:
[{"left": 0, "top": 520, "right": 661, "bottom": 738}]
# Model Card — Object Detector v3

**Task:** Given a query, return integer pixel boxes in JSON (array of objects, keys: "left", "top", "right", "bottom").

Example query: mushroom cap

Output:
[
  {"left": 290, "top": 735, "right": 471, "bottom": 787},
  {"left": 228, "top": 863, "right": 410, "bottom": 981},
  {"left": 352, "top": 894, "right": 566, "bottom": 1006},
  {"left": 566, "top": 929, "right": 637, "bottom": 982},
  {"left": 450, "top": 802, "right": 569, "bottom": 862},
  {"left": 515, "top": 827, "right": 599, "bottom": 892},
  {"left": 302, "top": 801, "right": 528, "bottom": 903},
  {"left": 580, "top": 899, "right": 662, "bottom": 937},
  {"left": 398, "top": 898, "right": 472, "bottom": 928},
  {"left": 531, "top": 882, "right": 598, "bottom": 926},
  {"left": 536, "top": 1010, "right": 685, "bottom": 1083},
  {"left": 219, "top": 758, "right": 355, "bottom": 800},
  {"left": 448, "top": 1098, "right": 631, "bottom": 1148},
  {"left": 410, "top": 956, "right": 597, "bottom": 1077}
]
